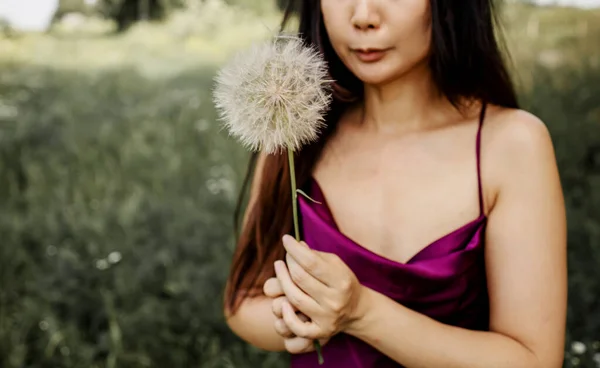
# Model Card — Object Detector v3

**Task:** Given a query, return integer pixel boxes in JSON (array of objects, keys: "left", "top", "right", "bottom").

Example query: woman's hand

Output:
[
  {"left": 273, "top": 234, "right": 368, "bottom": 341},
  {"left": 263, "top": 277, "right": 330, "bottom": 353}
]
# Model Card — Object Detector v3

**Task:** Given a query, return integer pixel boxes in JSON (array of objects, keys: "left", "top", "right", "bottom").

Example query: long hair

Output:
[{"left": 224, "top": 0, "right": 519, "bottom": 313}]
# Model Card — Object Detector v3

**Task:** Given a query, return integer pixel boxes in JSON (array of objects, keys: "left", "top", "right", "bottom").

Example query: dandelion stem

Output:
[
  {"left": 287, "top": 146, "right": 324, "bottom": 365},
  {"left": 287, "top": 147, "right": 301, "bottom": 241}
]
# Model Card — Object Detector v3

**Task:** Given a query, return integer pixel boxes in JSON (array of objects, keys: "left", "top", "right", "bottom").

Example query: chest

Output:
[{"left": 311, "top": 125, "right": 482, "bottom": 264}]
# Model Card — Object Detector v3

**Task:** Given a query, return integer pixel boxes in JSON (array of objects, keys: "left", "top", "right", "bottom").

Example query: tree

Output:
[{"left": 97, "top": 0, "right": 184, "bottom": 32}]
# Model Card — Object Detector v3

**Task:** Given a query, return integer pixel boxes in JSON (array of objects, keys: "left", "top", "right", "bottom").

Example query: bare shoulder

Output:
[
  {"left": 483, "top": 106, "right": 555, "bottom": 159},
  {"left": 480, "top": 105, "right": 560, "bottom": 206}
]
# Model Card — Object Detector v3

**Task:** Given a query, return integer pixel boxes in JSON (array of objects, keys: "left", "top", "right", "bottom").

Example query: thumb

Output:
[{"left": 263, "top": 277, "right": 283, "bottom": 298}]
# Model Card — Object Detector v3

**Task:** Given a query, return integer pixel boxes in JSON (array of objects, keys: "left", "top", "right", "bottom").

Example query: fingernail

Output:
[
  {"left": 282, "top": 234, "right": 293, "bottom": 246},
  {"left": 274, "top": 260, "right": 283, "bottom": 271}
]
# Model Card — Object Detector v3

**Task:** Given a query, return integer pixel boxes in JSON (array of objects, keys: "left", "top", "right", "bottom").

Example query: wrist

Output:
[{"left": 345, "top": 284, "right": 377, "bottom": 337}]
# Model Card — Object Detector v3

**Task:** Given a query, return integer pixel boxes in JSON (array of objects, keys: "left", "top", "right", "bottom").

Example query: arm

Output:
[
  {"left": 225, "top": 278, "right": 329, "bottom": 353},
  {"left": 345, "top": 111, "right": 567, "bottom": 367},
  {"left": 223, "top": 152, "right": 286, "bottom": 352},
  {"left": 225, "top": 293, "right": 287, "bottom": 352},
  {"left": 223, "top": 152, "right": 324, "bottom": 353}
]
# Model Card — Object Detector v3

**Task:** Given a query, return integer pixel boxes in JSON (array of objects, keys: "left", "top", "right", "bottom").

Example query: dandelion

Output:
[
  {"left": 593, "top": 352, "right": 600, "bottom": 366},
  {"left": 213, "top": 34, "right": 332, "bottom": 154},
  {"left": 46, "top": 245, "right": 57, "bottom": 256},
  {"left": 213, "top": 34, "right": 333, "bottom": 365},
  {"left": 107, "top": 251, "right": 122, "bottom": 265},
  {"left": 572, "top": 341, "right": 587, "bottom": 355},
  {"left": 95, "top": 259, "right": 109, "bottom": 270}
]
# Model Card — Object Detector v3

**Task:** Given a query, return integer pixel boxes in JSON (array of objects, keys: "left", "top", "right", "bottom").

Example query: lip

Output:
[{"left": 352, "top": 48, "right": 390, "bottom": 62}]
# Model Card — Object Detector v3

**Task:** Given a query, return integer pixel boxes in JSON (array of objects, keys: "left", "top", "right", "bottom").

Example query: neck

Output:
[{"left": 360, "top": 64, "right": 453, "bottom": 134}]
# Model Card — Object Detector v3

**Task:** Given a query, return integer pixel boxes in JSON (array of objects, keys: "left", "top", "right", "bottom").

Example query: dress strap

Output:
[{"left": 476, "top": 103, "right": 487, "bottom": 216}]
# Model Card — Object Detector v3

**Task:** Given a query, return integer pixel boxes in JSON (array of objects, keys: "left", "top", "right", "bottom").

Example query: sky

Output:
[{"left": 0, "top": 0, "right": 59, "bottom": 31}]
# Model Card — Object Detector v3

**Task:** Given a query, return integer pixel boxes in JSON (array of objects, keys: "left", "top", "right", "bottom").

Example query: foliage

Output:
[
  {"left": 0, "top": 63, "right": 286, "bottom": 368},
  {"left": 56, "top": 0, "right": 99, "bottom": 16},
  {"left": 94, "top": 0, "right": 185, "bottom": 31},
  {"left": 83, "top": 0, "right": 278, "bottom": 31}
]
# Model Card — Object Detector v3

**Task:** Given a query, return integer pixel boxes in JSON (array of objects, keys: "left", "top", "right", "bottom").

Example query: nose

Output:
[{"left": 351, "top": 0, "right": 381, "bottom": 31}]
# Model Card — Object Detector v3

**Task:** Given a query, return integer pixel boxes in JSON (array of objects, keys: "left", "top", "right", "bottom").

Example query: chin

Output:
[
  {"left": 349, "top": 58, "right": 427, "bottom": 88},
  {"left": 354, "top": 72, "right": 395, "bottom": 86},
  {"left": 350, "top": 66, "right": 402, "bottom": 87}
]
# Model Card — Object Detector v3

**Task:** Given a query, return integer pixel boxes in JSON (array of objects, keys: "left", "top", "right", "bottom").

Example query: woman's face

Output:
[{"left": 321, "top": 0, "right": 432, "bottom": 86}]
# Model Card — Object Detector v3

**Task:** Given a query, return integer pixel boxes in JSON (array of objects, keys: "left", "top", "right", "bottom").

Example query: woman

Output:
[{"left": 224, "top": 0, "right": 567, "bottom": 367}]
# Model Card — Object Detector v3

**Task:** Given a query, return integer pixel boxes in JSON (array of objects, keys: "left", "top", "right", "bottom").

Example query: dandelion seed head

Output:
[
  {"left": 212, "top": 35, "right": 333, "bottom": 154},
  {"left": 107, "top": 251, "right": 122, "bottom": 264},
  {"left": 572, "top": 341, "right": 587, "bottom": 355}
]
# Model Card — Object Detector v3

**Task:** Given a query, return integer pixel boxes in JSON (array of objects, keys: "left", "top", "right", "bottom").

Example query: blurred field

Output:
[
  {"left": 0, "top": 1, "right": 599, "bottom": 367},
  {"left": 0, "top": 2, "right": 282, "bottom": 73}
]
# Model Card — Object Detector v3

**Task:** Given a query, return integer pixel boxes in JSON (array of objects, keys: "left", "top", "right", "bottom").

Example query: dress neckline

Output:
[{"left": 306, "top": 177, "right": 487, "bottom": 266}]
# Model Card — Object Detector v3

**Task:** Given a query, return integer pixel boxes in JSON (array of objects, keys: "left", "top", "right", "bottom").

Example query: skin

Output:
[{"left": 226, "top": 0, "right": 568, "bottom": 365}]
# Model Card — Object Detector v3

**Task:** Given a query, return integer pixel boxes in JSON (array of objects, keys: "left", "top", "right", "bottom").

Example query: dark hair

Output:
[{"left": 224, "top": 0, "right": 519, "bottom": 313}]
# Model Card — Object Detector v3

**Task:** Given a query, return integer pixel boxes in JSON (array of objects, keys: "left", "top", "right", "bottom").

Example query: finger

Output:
[
  {"left": 283, "top": 336, "right": 329, "bottom": 354},
  {"left": 274, "top": 260, "right": 321, "bottom": 316},
  {"left": 263, "top": 277, "right": 283, "bottom": 298},
  {"left": 272, "top": 296, "right": 290, "bottom": 319},
  {"left": 286, "top": 253, "right": 328, "bottom": 301},
  {"left": 281, "top": 298, "right": 322, "bottom": 339},
  {"left": 282, "top": 235, "right": 332, "bottom": 286},
  {"left": 283, "top": 336, "right": 313, "bottom": 354},
  {"left": 274, "top": 318, "right": 295, "bottom": 338},
  {"left": 273, "top": 297, "right": 312, "bottom": 321}
]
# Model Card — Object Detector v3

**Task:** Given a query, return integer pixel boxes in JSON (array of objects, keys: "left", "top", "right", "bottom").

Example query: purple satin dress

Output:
[{"left": 291, "top": 105, "right": 490, "bottom": 367}]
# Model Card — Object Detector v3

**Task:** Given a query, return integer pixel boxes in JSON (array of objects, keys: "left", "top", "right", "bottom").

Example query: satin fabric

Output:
[{"left": 290, "top": 179, "right": 490, "bottom": 368}]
